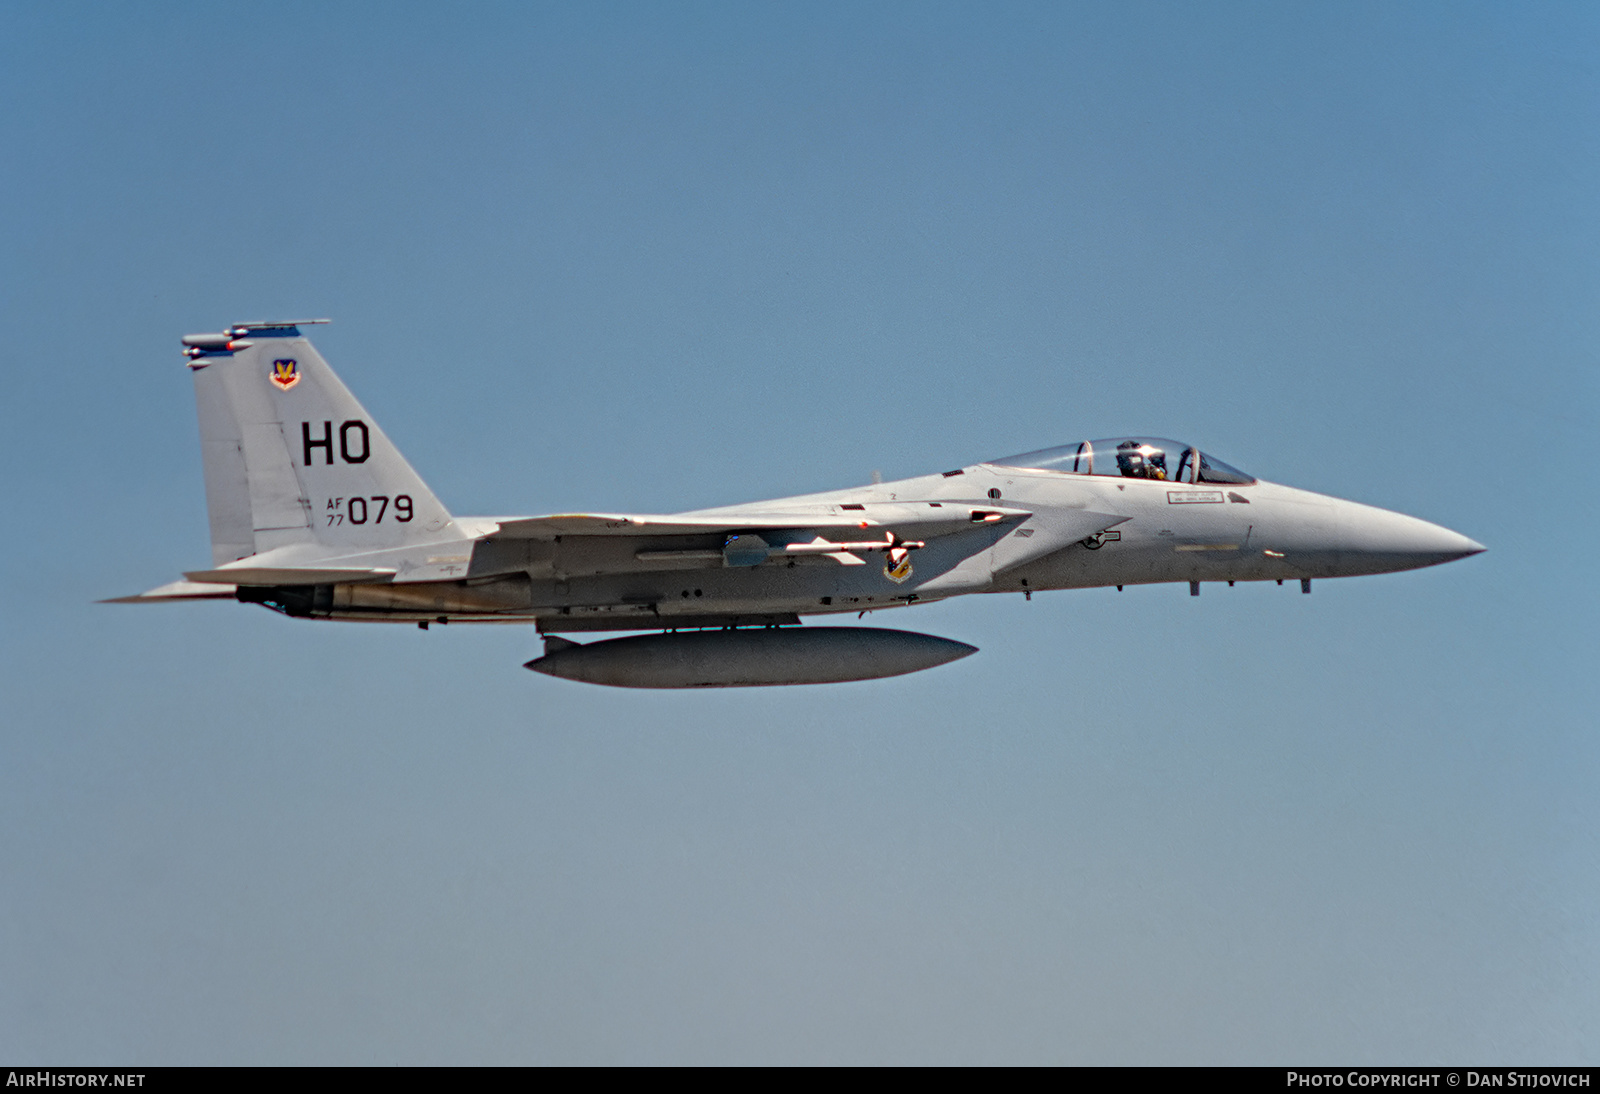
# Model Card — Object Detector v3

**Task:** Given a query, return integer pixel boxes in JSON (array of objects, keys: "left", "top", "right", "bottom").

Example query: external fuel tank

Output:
[{"left": 524, "top": 626, "right": 978, "bottom": 688}]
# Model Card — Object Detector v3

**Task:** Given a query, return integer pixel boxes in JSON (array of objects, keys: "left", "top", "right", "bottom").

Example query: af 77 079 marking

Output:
[
  {"left": 324, "top": 495, "right": 412, "bottom": 526},
  {"left": 109, "top": 320, "right": 1485, "bottom": 688}
]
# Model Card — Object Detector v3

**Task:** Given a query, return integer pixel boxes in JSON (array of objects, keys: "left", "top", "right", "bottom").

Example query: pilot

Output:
[{"left": 1115, "top": 440, "right": 1167, "bottom": 480}]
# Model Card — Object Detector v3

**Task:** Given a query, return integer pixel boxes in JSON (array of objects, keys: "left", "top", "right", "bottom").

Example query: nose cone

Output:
[{"left": 1337, "top": 502, "right": 1485, "bottom": 575}]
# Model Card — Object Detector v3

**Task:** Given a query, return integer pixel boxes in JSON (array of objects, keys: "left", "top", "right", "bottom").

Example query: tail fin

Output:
[{"left": 184, "top": 321, "right": 454, "bottom": 565}]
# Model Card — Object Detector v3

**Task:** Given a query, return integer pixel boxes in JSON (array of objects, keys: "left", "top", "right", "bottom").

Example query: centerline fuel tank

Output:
[{"left": 524, "top": 626, "right": 978, "bottom": 688}]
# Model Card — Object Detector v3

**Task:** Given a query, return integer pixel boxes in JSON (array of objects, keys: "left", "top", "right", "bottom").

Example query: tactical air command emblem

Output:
[{"left": 270, "top": 358, "right": 300, "bottom": 390}]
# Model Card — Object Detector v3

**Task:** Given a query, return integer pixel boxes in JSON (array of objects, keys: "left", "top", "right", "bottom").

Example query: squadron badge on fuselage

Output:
[
  {"left": 884, "top": 547, "right": 914, "bottom": 584},
  {"left": 270, "top": 358, "right": 300, "bottom": 390}
]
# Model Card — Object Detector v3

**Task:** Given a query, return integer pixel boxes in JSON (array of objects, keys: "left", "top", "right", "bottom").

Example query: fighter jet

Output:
[{"left": 110, "top": 320, "right": 1484, "bottom": 687}]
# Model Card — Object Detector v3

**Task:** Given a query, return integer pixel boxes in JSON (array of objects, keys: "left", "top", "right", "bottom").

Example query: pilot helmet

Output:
[{"left": 1116, "top": 440, "right": 1167, "bottom": 480}]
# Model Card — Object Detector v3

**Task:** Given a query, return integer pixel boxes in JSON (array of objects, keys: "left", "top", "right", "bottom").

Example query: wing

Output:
[
  {"left": 117, "top": 504, "right": 1052, "bottom": 593},
  {"left": 473, "top": 504, "right": 1040, "bottom": 577},
  {"left": 489, "top": 513, "right": 867, "bottom": 537},
  {"left": 486, "top": 503, "right": 1033, "bottom": 540}
]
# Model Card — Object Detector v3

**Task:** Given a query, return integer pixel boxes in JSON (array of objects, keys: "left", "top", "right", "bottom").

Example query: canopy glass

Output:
[{"left": 990, "top": 437, "right": 1255, "bottom": 485}]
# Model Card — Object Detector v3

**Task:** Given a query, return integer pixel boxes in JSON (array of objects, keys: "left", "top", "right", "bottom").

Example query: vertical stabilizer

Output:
[{"left": 185, "top": 322, "right": 454, "bottom": 564}]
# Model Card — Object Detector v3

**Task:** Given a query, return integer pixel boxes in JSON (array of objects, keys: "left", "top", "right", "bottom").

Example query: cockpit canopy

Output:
[{"left": 990, "top": 437, "right": 1256, "bottom": 485}]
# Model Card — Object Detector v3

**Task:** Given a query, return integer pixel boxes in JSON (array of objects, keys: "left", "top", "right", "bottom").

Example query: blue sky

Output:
[{"left": 2, "top": 1, "right": 1596, "bottom": 1063}]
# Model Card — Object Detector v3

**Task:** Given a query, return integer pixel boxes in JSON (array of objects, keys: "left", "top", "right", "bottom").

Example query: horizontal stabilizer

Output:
[
  {"left": 102, "top": 579, "right": 238, "bottom": 603},
  {"left": 183, "top": 566, "right": 396, "bottom": 586}
]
